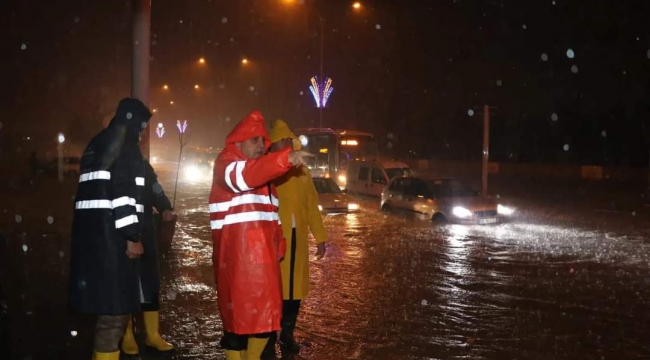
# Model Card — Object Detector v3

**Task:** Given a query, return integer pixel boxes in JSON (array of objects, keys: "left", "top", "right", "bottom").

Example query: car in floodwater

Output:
[
  {"left": 312, "top": 177, "right": 359, "bottom": 214},
  {"left": 381, "top": 176, "right": 515, "bottom": 224}
]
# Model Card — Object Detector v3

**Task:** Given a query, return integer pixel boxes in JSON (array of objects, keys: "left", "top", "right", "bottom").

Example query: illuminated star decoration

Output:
[
  {"left": 176, "top": 119, "right": 188, "bottom": 134},
  {"left": 156, "top": 123, "right": 165, "bottom": 138},
  {"left": 309, "top": 76, "right": 334, "bottom": 108}
]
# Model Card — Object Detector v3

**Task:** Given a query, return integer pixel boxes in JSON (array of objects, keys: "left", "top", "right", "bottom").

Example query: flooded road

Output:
[
  {"left": 159, "top": 171, "right": 650, "bottom": 360},
  {"left": 2, "top": 168, "right": 650, "bottom": 359}
]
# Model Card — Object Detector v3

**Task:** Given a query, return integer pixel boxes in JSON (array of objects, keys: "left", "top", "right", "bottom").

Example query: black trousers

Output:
[{"left": 220, "top": 331, "right": 273, "bottom": 351}]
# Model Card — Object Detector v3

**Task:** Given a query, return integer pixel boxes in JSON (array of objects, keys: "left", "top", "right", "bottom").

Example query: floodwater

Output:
[{"left": 2, "top": 167, "right": 650, "bottom": 359}]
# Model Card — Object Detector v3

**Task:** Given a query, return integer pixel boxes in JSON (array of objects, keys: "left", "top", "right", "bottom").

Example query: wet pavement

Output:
[{"left": 2, "top": 167, "right": 650, "bottom": 359}]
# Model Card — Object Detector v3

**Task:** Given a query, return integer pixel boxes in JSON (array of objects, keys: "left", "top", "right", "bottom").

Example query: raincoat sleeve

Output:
[
  {"left": 111, "top": 159, "right": 141, "bottom": 241},
  {"left": 215, "top": 148, "right": 292, "bottom": 193},
  {"left": 146, "top": 161, "right": 172, "bottom": 212},
  {"left": 305, "top": 168, "right": 328, "bottom": 243}
]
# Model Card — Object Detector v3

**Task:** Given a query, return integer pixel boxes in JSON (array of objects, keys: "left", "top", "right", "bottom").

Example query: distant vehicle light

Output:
[
  {"left": 184, "top": 165, "right": 202, "bottom": 181},
  {"left": 497, "top": 204, "right": 515, "bottom": 216},
  {"left": 348, "top": 203, "right": 359, "bottom": 211},
  {"left": 151, "top": 156, "right": 159, "bottom": 164},
  {"left": 319, "top": 148, "right": 328, "bottom": 153},
  {"left": 318, "top": 205, "right": 323, "bottom": 211},
  {"left": 299, "top": 135, "right": 309, "bottom": 146},
  {"left": 340, "top": 140, "right": 358, "bottom": 146},
  {"left": 452, "top": 206, "right": 472, "bottom": 218},
  {"left": 337, "top": 175, "right": 346, "bottom": 183}
]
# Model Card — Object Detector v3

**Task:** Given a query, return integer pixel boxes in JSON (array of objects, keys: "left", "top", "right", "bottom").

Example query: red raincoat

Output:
[{"left": 209, "top": 111, "right": 292, "bottom": 334}]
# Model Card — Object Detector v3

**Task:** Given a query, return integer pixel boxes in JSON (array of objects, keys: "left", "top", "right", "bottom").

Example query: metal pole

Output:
[
  {"left": 482, "top": 104, "right": 490, "bottom": 195},
  {"left": 57, "top": 141, "right": 64, "bottom": 182},
  {"left": 319, "top": 16, "right": 324, "bottom": 129},
  {"left": 132, "top": 0, "right": 151, "bottom": 159}
]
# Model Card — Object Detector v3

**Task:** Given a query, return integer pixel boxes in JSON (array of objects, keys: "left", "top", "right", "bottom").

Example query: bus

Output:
[{"left": 293, "top": 128, "right": 379, "bottom": 189}]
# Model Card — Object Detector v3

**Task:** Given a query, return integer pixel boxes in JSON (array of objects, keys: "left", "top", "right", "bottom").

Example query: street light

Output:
[
  {"left": 163, "top": 84, "right": 169, "bottom": 90},
  {"left": 352, "top": 2, "right": 362, "bottom": 10},
  {"left": 194, "top": 84, "right": 200, "bottom": 89},
  {"left": 241, "top": 58, "right": 249, "bottom": 65},
  {"left": 57, "top": 133, "right": 65, "bottom": 182},
  {"left": 198, "top": 57, "right": 206, "bottom": 64},
  {"left": 170, "top": 100, "right": 174, "bottom": 105}
]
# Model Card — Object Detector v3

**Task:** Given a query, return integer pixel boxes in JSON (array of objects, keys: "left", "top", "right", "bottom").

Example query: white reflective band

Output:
[
  {"left": 224, "top": 162, "right": 239, "bottom": 193},
  {"left": 115, "top": 214, "right": 139, "bottom": 229},
  {"left": 210, "top": 211, "right": 279, "bottom": 230},
  {"left": 209, "top": 194, "right": 279, "bottom": 213},
  {"left": 135, "top": 177, "right": 145, "bottom": 186},
  {"left": 135, "top": 204, "right": 144, "bottom": 213},
  {"left": 75, "top": 200, "right": 112, "bottom": 209},
  {"left": 79, "top": 171, "right": 111, "bottom": 182},
  {"left": 235, "top": 161, "right": 252, "bottom": 191},
  {"left": 112, "top": 196, "right": 136, "bottom": 208}
]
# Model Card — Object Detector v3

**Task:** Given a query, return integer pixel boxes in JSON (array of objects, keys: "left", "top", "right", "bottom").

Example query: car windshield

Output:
[
  {"left": 426, "top": 179, "right": 478, "bottom": 198},
  {"left": 385, "top": 167, "right": 414, "bottom": 180},
  {"left": 312, "top": 178, "right": 342, "bottom": 194}
]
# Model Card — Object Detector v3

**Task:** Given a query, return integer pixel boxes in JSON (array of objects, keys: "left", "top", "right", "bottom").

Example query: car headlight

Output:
[
  {"left": 184, "top": 165, "right": 201, "bottom": 181},
  {"left": 452, "top": 206, "right": 473, "bottom": 218},
  {"left": 497, "top": 204, "right": 515, "bottom": 216},
  {"left": 318, "top": 205, "right": 323, "bottom": 211},
  {"left": 338, "top": 175, "right": 346, "bottom": 183},
  {"left": 348, "top": 203, "right": 359, "bottom": 211}
]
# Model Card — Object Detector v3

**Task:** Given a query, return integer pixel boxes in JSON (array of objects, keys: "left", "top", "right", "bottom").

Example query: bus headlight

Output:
[
  {"left": 338, "top": 175, "right": 346, "bottom": 183},
  {"left": 497, "top": 204, "right": 515, "bottom": 216},
  {"left": 348, "top": 203, "right": 359, "bottom": 211}
]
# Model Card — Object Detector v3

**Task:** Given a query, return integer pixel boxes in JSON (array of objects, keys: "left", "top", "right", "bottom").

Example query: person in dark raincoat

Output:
[
  {"left": 208, "top": 110, "right": 313, "bottom": 360},
  {"left": 121, "top": 159, "right": 175, "bottom": 355},
  {"left": 68, "top": 98, "right": 152, "bottom": 360}
]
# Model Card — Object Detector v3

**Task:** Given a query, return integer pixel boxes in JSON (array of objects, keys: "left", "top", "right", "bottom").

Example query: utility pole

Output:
[
  {"left": 482, "top": 105, "right": 490, "bottom": 195},
  {"left": 319, "top": 16, "right": 324, "bottom": 129},
  {"left": 132, "top": 0, "right": 151, "bottom": 158},
  {"left": 471, "top": 105, "right": 496, "bottom": 195}
]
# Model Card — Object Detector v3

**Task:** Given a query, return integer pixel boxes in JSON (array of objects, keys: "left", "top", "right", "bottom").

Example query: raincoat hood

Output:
[
  {"left": 225, "top": 110, "right": 271, "bottom": 158},
  {"left": 108, "top": 98, "right": 153, "bottom": 144},
  {"left": 269, "top": 119, "right": 301, "bottom": 150}
]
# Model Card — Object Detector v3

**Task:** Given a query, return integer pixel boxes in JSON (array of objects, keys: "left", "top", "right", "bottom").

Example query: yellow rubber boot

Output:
[
  {"left": 225, "top": 350, "right": 243, "bottom": 360},
  {"left": 94, "top": 351, "right": 120, "bottom": 360},
  {"left": 143, "top": 311, "right": 174, "bottom": 351},
  {"left": 246, "top": 337, "right": 270, "bottom": 360},
  {"left": 121, "top": 316, "right": 139, "bottom": 355}
]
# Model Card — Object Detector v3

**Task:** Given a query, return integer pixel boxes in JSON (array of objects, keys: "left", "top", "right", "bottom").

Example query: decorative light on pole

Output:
[
  {"left": 176, "top": 119, "right": 188, "bottom": 134},
  {"left": 309, "top": 76, "right": 334, "bottom": 108},
  {"left": 156, "top": 123, "right": 165, "bottom": 138},
  {"left": 57, "top": 133, "right": 65, "bottom": 182}
]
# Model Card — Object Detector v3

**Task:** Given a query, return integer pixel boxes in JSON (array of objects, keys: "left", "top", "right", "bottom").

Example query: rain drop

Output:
[
  {"left": 647, "top": 49, "right": 650, "bottom": 59},
  {"left": 468, "top": 109, "right": 475, "bottom": 116},
  {"left": 221, "top": 17, "right": 228, "bottom": 24},
  {"left": 15, "top": 215, "right": 22, "bottom": 223},
  {"left": 551, "top": 113, "right": 559, "bottom": 121},
  {"left": 552, "top": 0, "right": 556, "bottom": 4},
  {"left": 249, "top": 86, "right": 255, "bottom": 92},
  {"left": 496, "top": 194, "right": 500, "bottom": 199},
  {"left": 421, "top": 299, "right": 428, "bottom": 306},
  {"left": 0, "top": 122, "right": 3, "bottom": 130},
  {"left": 21, "top": 43, "right": 27, "bottom": 50},
  {"left": 375, "top": 24, "right": 381, "bottom": 30},
  {"left": 299, "top": 91, "right": 304, "bottom": 95},
  {"left": 22, "top": 244, "right": 28, "bottom": 253},
  {"left": 167, "top": 291, "right": 177, "bottom": 300},
  {"left": 496, "top": 79, "right": 503, "bottom": 87},
  {"left": 563, "top": 144, "right": 570, "bottom": 151},
  {"left": 230, "top": 37, "right": 235, "bottom": 42},
  {"left": 632, "top": 211, "right": 636, "bottom": 217},
  {"left": 179, "top": 19, "right": 183, "bottom": 24},
  {"left": 541, "top": 53, "right": 548, "bottom": 61},
  {"left": 70, "top": 330, "right": 78, "bottom": 337},
  {"left": 571, "top": 65, "right": 579, "bottom": 73},
  {"left": 74, "top": 16, "right": 80, "bottom": 23},
  {"left": 59, "top": 251, "right": 65, "bottom": 258},
  {"left": 522, "top": 24, "right": 527, "bottom": 30},
  {"left": 488, "top": 256, "right": 492, "bottom": 261},
  {"left": 566, "top": 49, "right": 575, "bottom": 59},
  {"left": 218, "top": 84, "right": 225, "bottom": 89},
  {"left": 47, "top": 216, "right": 54, "bottom": 224},
  {"left": 601, "top": 130, "right": 607, "bottom": 138}
]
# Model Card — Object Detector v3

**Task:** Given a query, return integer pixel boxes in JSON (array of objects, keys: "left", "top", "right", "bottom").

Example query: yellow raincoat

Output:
[{"left": 269, "top": 120, "right": 328, "bottom": 300}]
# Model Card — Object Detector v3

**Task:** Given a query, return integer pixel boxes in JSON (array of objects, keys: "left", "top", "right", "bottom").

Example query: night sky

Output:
[{"left": 3, "top": 0, "right": 650, "bottom": 165}]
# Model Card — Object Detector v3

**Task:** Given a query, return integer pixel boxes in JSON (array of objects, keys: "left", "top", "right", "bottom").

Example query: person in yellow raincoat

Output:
[{"left": 263, "top": 119, "right": 328, "bottom": 357}]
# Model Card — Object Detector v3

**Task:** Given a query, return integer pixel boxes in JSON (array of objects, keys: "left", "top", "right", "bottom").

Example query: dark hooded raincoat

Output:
[{"left": 69, "top": 98, "right": 152, "bottom": 315}]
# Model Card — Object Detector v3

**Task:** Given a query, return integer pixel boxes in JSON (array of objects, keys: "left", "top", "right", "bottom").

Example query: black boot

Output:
[
  {"left": 261, "top": 331, "right": 277, "bottom": 359},
  {"left": 279, "top": 300, "right": 301, "bottom": 354}
]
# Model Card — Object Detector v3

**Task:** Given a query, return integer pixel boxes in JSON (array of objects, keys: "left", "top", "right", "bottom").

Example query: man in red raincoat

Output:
[{"left": 209, "top": 110, "right": 312, "bottom": 360}]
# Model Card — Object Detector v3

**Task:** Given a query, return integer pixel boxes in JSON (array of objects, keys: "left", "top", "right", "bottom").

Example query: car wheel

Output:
[{"left": 431, "top": 213, "right": 447, "bottom": 223}]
